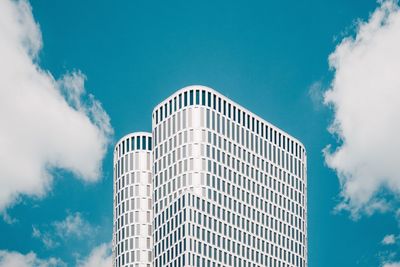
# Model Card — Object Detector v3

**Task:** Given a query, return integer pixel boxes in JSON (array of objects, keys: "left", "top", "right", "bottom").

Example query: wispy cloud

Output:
[
  {"left": 32, "top": 226, "right": 59, "bottom": 249},
  {"left": 0, "top": 0, "right": 113, "bottom": 216},
  {"left": 323, "top": 0, "right": 400, "bottom": 219},
  {"left": 32, "top": 212, "right": 97, "bottom": 249},
  {"left": 382, "top": 234, "right": 397, "bottom": 245},
  {"left": 308, "top": 80, "right": 325, "bottom": 110},
  {"left": 53, "top": 212, "right": 97, "bottom": 239}
]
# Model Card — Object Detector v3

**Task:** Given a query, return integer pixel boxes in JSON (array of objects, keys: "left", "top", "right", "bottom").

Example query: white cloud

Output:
[
  {"left": 53, "top": 212, "right": 96, "bottom": 239},
  {"left": 382, "top": 234, "right": 397, "bottom": 245},
  {"left": 32, "top": 226, "right": 59, "bottom": 249},
  {"left": 0, "top": 0, "right": 113, "bottom": 214},
  {"left": 77, "top": 243, "right": 112, "bottom": 267},
  {"left": 0, "top": 250, "right": 65, "bottom": 267},
  {"left": 323, "top": 0, "right": 400, "bottom": 218},
  {"left": 32, "top": 212, "right": 96, "bottom": 249},
  {"left": 0, "top": 243, "right": 111, "bottom": 267}
]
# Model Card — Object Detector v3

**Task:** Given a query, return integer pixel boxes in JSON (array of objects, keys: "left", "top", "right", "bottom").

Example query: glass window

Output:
[
  {"left": 261, "top": 123, "right": 264, "bottom": 136},
  {"left": 208, "top": 92, "right": 212, "bottom": 107},
  {"left": 196, "top": 90, "right": 200, "bottom": 105},
  {"left": 190, "top": 90, "right": 194, "bottom": 105},
  {"left": 223, "top": 100, "right": 226, "bottom": 115},
  {"left": 174, "top": 97, "right": 177, "bottom": 112},
  {"left": 213, "top": 94, "right": 216, "bottom": 110},
  {"left": 279, "top": 133, "right": 281, "bottom": 147},
  {"left": 184, "top": 92, "right": 188, "bottom": 107}
]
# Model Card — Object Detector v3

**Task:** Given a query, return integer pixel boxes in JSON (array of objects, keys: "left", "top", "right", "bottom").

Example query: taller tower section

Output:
[{"left": 152, "top": 86, "right": 307, "bottom": 267}]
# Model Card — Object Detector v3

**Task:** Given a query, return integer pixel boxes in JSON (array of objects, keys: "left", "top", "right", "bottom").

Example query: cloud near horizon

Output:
[
  {"left": 383, "top": 262, "right": 400, "bottom": 267},
  {"left": 76, "top": 243, "right": 112, "bottom": 267},
  {"left": 0, "top": 250, "right": 65, "bottom": 267},
  {"left": 323, "top": 0, "right": 400, "bottom": 218},
  {"left": 0, "top": 242, "right": 111, "bottom": 267},
  {"left": 0, "top": 0, "right": 113, "bottom": 214}
]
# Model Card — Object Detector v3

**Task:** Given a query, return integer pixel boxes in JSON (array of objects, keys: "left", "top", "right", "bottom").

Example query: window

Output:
[
  {"left": 184, "top": 91, "right": 188, "bottom": 107},
  {"left": 213, "top": 94, "right": 216, "bottom": 110},
  {"left": 142, "top": 136, "right": 146, "bottom": 150},
  {"left": 196, "top": 90, "right": 200, "bottom": 105},
  {"left": 174, "top": 97, "right": 177, "bottom": 112},
  {"left": 223, "top": 100, "right": 226, "bottom": 115},
  {"left": 190, "top": 90, "right": 194, "bottom": 105}
]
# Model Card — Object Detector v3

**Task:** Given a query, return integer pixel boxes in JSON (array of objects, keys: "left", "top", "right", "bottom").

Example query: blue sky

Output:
[{"left": 1, "top": 0, "right": 400, "bottom": 266}]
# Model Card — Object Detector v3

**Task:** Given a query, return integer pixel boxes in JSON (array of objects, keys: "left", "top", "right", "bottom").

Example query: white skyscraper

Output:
[
  {"left": 114, "top": 86, "right": 307, "bottom": 267},
  {"left": 113, "top": 132, "right": 153, "bottom": 267}
]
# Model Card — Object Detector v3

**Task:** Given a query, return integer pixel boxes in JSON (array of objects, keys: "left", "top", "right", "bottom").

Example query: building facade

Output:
[
  {"left": 113, "top": 132, "right": 153, "bottom": 267},
  {"left": 114, "top": 86, "right": 307, "bottom": 267}
]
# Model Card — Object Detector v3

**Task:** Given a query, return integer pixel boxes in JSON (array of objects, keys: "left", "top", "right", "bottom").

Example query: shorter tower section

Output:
[{"left": 113, "top": 132, "right": 153, "bottom": 267}]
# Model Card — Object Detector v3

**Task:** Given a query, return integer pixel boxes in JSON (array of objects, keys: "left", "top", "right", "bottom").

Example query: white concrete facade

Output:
[
  {"left": 114, "top": 85, "right": 307, "bottom": 267},
  {"left": 113, "top": 132, "right": 153, "bottom": 267},
  {"left": 152, "top": 86, "right": 307, "bottom": 267}
]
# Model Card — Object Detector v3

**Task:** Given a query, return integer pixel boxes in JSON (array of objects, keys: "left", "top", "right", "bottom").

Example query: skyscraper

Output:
[{"left": 114, "top": 86, "right": 307, "bottom": 267}]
